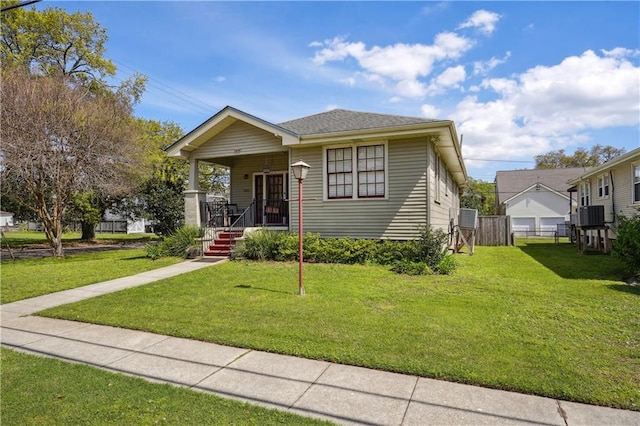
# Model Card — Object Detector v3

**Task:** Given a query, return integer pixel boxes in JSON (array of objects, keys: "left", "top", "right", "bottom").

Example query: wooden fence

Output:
[{"left": 476, "top": 215, "right": 513, "bottom": 246}]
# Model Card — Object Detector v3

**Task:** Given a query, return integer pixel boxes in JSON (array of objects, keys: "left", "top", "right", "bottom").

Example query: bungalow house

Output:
[
  {"left": 567, "top": 147, "right": 640, "bottom": 242},
  {"left": 495, "top": 167, "right": 591, "bottom": 236},
  {"left": 166, "top": 106, "right": 467, "bottom": 250}
]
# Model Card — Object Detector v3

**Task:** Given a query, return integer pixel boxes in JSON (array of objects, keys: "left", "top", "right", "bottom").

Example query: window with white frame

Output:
[
  {"left": 580, "top": 182, "right": 590, "bottom": 206},
  {"left": 633, "top": 163, "right": 640, "bottom": 204},
  {"left": 597, "top": 174, "right": 610, "bottom": 199},
  {"left": 326, "top": 143, "right": 386, "bottom": 200}
]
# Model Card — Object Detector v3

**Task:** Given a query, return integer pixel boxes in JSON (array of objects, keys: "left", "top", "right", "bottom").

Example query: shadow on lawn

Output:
[
  {"left": 234, "top": 284, "right": 293, "bottom": 295},
  {"left": 517, "top": 242, "right": 625, "bottom": 281},
  {"left": 607, "top": 284, "right": 640, "bottom": 296}
]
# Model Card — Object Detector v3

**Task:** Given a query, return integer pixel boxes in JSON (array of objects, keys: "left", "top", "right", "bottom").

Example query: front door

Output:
[{"left": 254, "top": 173, "right": 287, "bottom": 225}]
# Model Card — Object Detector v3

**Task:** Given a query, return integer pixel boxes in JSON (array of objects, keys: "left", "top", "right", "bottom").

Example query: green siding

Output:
[{"left": 291, "top": 137, "right": 434, "bottom": 240}]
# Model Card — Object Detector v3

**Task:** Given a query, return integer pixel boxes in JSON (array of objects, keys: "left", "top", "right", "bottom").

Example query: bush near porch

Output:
[
  {"left": 38, "top": 241, "right": 639, "bottom": 410},
  {"left": 234, "top": 226, "right": 455, "bottom": 275}
]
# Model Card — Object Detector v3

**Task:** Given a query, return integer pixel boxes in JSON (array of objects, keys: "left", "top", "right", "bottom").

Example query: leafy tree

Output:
[
  {"left": 0, "top": 69, "right": 150, "bottom": 256},
  {"left": 113, "top": 119, "right": 188, "bottom": 235},
  {"left": 535, "top": 145, "right": 626, "bottom": 169},
  {"left": 0, "top": 4, "right": 148, "bottom": 252},
  {"left": 461, "top": 178, "right": 496, "bottom": 215}
]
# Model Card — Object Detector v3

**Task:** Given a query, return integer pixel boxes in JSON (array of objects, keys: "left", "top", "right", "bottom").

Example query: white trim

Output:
[
  {"left": 322, "top": 141, "right": 389, "bottom": 202},
  {"left": 579, "top": 181, "right": 591, "bottom": 206},
  {"left": 597, "top": 173, "right": 610, "bottom": 199}
]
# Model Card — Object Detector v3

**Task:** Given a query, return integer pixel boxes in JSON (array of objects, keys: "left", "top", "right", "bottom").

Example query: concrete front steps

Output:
[{"left": 204, "top": 230, "right": 243, "bottom": 257}]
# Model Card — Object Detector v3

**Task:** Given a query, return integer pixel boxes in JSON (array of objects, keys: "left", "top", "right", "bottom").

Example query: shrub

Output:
[
  {"left": 612, "top": 212, "right": 640, "bottom": 276},
  {"left": 413, "top": 225, "right": 450, "bottom": 270},
  {"left": 232, "top": 225, "right": 456, "bottom": 275},
  {"left": 391, "top": 260, "right": 431, "bottom": 276},
  {"left": 436, "top": 254, "right": 458, "bottom": 275},
  {"left": 146, "top": 225, "right": 202, "bottom": 259}
]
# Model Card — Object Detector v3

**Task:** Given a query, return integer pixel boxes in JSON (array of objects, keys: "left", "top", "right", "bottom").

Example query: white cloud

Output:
[
  {"left": 421, "top": 104, "right": 441, "bottom": 118},
  {"left": 473, "top": 52, "right": 511, "bottom": 75},
  {"left": 457, "top": 10, "right": 501, "bottom": 35},
  {"left": 310, "top": 33, "right": 473, "bottom": 99},
  {"left": 214, "top": 76, "right": 226, "bottom": 82},
  {"left": 453, "top": 49, "right": 640, "bottom": 162},
  {"left": 424, "top": 65, "right": 467, "bottom": 96}
]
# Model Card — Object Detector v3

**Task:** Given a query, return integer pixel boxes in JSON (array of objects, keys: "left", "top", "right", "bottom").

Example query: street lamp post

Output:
[{"left": 291, "top": 160, "right": 311, "bottom": 296}]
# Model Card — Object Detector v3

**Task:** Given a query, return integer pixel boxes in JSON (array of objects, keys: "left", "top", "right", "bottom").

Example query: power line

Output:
[
  {"left": 111, "top": 59, "right": 215, "bottom": 117},
  {"left": 464, "top": 158, "right": 535, "bottom": 163}
]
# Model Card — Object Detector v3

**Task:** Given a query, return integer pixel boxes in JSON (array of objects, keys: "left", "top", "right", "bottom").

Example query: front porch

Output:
[{"left": 200, "top": 199, "right": 290, "bottom": 229}]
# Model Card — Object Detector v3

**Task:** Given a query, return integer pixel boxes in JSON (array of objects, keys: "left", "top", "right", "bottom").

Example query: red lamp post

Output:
[{"left": 291, "top": 160, "right": 311, "bottom": 296}]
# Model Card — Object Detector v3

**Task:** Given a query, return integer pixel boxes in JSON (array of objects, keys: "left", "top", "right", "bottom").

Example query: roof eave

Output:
[{"left": 165, "top": 106, "right": 299, "bottom": 158}]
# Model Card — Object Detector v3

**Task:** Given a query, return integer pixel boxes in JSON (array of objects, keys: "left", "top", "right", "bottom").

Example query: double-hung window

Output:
[
  {"left": 633, "top": 163, "right": 640, "bottom": 204},
  {"left": 327, "top": 147, "right": 353, "bottom": 199},
  {"left": 326, "top": 143, "right": 386, "bottom": 200},
  {"left": 597, "top": 174, "right": 610, "bottom": 199},
  {"left": 580, "top": 182, "right": 590, "bottom": 206}
]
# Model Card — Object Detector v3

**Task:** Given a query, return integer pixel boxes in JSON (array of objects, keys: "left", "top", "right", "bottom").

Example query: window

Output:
[
  {"left": 357, "top": 145, "right": 385, "bottom": 198},
  {"left": 326, "top": 143, "right": 386, "bottom": 200},
  {"left": 327, "top": 147, "right": 353, "bottom": 199},
  {"left": 597, "top": 174, "right": 610, "bottom": 199},
  {"left": 634, "top": 163, "right": 640, "bottom": 204},
  {"left": 580, "top": 182, "right": 590, "bottom": 206}
]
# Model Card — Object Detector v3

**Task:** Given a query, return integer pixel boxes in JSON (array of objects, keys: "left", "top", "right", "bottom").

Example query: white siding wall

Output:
[
  {"left": 585, "top": 159, "right": 640, "bottom": 239},
  {"left": 290, "top": 137, "right": 454, "bottom": 240},
  {"left": 506, "top": 188, "right": 570, "bottom": 235}
]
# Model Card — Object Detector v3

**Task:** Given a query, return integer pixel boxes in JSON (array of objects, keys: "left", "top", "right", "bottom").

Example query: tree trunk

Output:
[{"left": 81, "top": 221, "right": 96, "bottom": 241}]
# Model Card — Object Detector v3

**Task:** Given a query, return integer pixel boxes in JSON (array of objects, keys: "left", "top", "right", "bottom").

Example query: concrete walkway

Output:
[{"left": 1, "top": 259, "right": 638, "bottom": 425}]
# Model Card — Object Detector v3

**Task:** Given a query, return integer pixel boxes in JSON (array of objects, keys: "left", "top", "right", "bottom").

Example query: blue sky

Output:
[{"left": 42, "top": 1, "right": 640, "bottom": 181}]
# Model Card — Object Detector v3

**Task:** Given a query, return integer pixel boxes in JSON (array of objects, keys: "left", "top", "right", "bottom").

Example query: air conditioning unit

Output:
[
  {"left": 459, "top": 208, "right": 478, "bottom": 230},
  {"left": 578, "top": 205, "right": 604, "bottom": 228}
]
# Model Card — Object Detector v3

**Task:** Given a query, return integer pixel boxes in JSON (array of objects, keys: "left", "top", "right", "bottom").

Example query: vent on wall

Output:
[
  {"left": 578, "top": 205, "right": 605, "bottom": 228},
  {"left": 459, "top": 208, "right": 478, "bottom": 230}
]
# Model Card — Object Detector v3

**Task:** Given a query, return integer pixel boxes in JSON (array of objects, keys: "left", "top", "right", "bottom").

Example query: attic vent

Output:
[
  {"left": 578, "top": 205, "right": 604, "bottom": 228},
  {"left": 459, "top": 208, "right": 478, "bottom": 230}
]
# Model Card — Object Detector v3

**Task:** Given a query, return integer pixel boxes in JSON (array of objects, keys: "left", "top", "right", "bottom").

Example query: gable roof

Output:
[
  {"left": 278, "top": 109, "right": 442, "bottom": 136},
  {"left": 567, "top": 147, "right": 640, "bottom": 184},
  {"left": 495, "top": 167, "right": 590, "bottom": 205},
  {"left": 165, "top": 105, "right": 467, "bottom": 187},
  {"left": 165, "top": 106, "right": 298, "bottom": 156},
  {"left": 502, "top": 182, "right": 570, "bottom": 205}
]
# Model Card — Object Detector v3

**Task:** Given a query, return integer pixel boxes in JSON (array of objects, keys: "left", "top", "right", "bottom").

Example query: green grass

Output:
[
  {"left": 37, "top": 241, "right": 640, "bottom": 410},
  {"left": 0, "top": 348, "right": 331, "bottom": 425},
  {"left": 1, "top": 230, "right": 159, "bottom": 248},
  {"left": 1, "top": 249, "right": 182, "bottom": 304}
]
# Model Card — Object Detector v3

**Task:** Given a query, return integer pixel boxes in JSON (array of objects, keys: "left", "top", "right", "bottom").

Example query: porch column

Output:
[{"left": 184, "top": 158, "right": 206, "bottom": 227}]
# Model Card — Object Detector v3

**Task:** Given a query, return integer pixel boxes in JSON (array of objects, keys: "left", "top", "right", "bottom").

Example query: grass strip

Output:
[
  {"left": 0, "top": 348, "right": 331, "bottom": 425},
  {"left": 1, "top": 249, "right": 182, "bottom": 304}
]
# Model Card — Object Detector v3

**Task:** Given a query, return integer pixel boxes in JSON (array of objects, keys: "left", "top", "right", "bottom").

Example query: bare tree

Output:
[{"left": 0, "top": 68, "right": 151, "bottom": 256}]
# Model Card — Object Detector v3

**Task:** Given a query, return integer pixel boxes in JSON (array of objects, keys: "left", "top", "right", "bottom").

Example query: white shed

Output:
[{"left": 0, "top": 211, "right": 15, "bottom": 227}]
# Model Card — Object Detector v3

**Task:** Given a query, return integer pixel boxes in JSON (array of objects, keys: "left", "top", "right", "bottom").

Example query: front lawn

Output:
[
  {"left": 1, "top": 230, "right": 159, "bottom": 248},
  {"left": 1, "top": 249, "right": 182, "bottom": 304},
  {"left": 0, "top": 349, "right": 330, "bottom": 425},
  {"left": 37, "top": 241, "right": 640, "bottom": 410}
]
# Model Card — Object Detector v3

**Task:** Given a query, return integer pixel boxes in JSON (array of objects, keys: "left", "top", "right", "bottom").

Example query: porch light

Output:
[
  {"left": 291, "top": 160, "right": 311, "bottom": 181},
  {"left": 291, "top": 159, "right": 311, "bottom": 296}
]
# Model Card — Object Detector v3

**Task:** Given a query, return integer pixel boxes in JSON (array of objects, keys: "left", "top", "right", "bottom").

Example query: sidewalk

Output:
[{"left": 2, "top": 259, "right": 638, "bottom": 425}]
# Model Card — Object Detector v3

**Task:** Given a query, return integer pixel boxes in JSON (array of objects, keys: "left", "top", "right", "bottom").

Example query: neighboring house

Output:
[
  {"left": 0, "top": 211, "right": 14, "bottom": 228},
  {"left": 495, "top": 168, "right": 591, "bottom": 236},
  {"left": 567, "top": 147, "right": 640, "bottom": 240},
  {"left": 166, "top": 106, "right": 467, "bottom": 240}
]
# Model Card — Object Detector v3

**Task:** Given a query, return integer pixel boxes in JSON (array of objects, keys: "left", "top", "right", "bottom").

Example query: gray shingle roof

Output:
[
  {"left": 495, "top": 167, "right": 591, "bottom": 204},
  {"left": 278, "top": 109, "right": 441, "bottom": 136}
]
